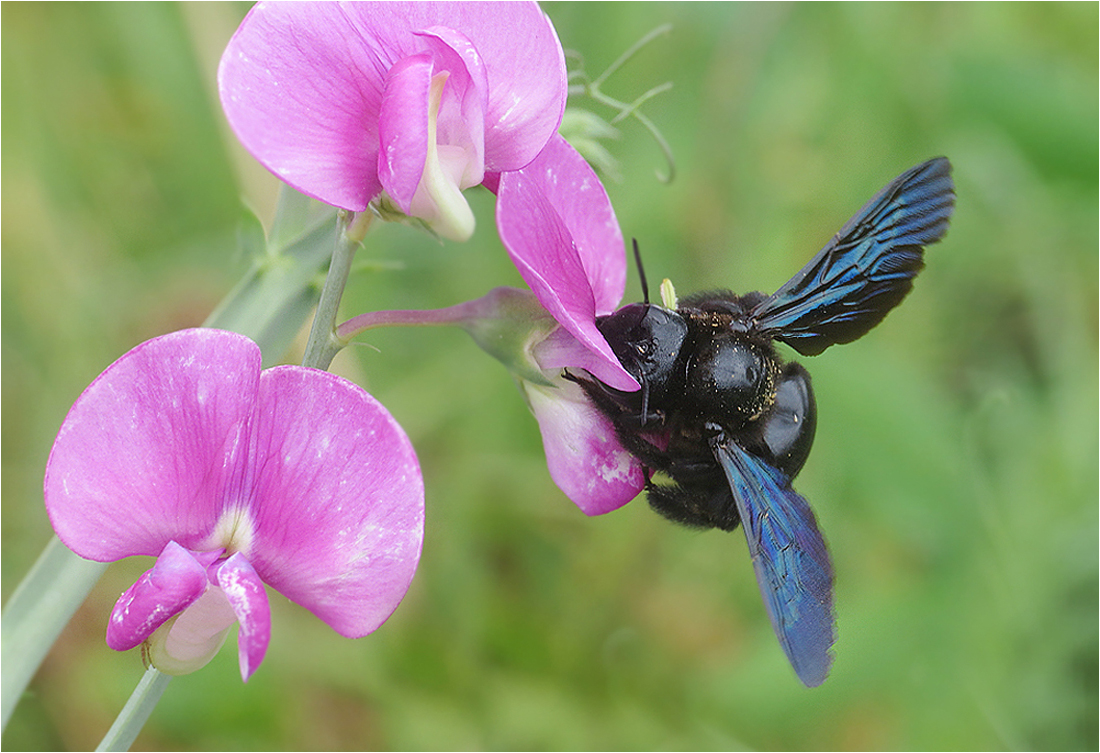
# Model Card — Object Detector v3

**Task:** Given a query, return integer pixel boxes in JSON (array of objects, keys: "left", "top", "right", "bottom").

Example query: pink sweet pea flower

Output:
[
  {"left": 219, "top": 1, "right": 567, "bottom": 242},
  {"left": 494, "top": 134, "right": 647, "bottom": 515},
  {"left": 44, "top": 329, "right": 424, "bottom": 681}
]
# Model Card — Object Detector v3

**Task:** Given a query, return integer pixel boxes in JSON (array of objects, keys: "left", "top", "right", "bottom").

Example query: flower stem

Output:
[
  {"left": 301, "top": 211, "right": 370, "bottom": 370},
  {"left": 336, "top": 298, "right": 489, "bottom": 341},
  {"left": 204, "top": 184, "right": 340, "bottom": 368},
  {"left": 1, "top": 536, "right": 107, "bottom": 730},
  {"left": 95, "top": 667, "right": 172, "bottom": 752},
  {"left": 336, "top": 287, "right": 558, "bottom": 387}
]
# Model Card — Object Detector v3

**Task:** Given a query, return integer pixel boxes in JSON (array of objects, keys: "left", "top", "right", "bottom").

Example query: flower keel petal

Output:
[
  {"left": 147, "top": 585, "right": 237, "bottom": 677},
  {"left": 416, "top": 26, "right": 487, "bottom": 188},
  {"left": 408, "top": 71, "right": 477, "bottom": 242}
]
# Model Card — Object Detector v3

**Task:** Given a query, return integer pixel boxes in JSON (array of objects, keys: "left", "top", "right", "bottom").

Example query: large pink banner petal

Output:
[
  {"left": 246, "top": 366, "right": 425, "bottom": 639},
  {"left": 44, "top": 329, "right": 261, "bottom": 561}
]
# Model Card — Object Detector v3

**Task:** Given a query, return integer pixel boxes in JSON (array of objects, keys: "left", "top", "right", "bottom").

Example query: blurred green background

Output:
[{"left": 3, "top": 2, "right": 1096, "bottom": 750}]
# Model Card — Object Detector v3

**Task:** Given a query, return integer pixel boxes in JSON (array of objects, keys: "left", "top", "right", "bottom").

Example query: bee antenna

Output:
[{"left": 632, "top": 238, "right": 650, "bottom": 304}]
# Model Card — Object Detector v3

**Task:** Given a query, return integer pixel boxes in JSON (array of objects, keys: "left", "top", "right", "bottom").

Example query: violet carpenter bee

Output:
[{"left": 569, "top": 158, "right": 955, "bottom": 686}]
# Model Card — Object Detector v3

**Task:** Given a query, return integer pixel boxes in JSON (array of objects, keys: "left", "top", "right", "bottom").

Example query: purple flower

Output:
[
  {"left": 494, "top": 133, "right": 647, "bottom": 515},
  {"left": 219, "top": 1, "right": 567, "bottom": 241},
  {"left": 44, "top": 329, "right": 424, "bottom": 681}
]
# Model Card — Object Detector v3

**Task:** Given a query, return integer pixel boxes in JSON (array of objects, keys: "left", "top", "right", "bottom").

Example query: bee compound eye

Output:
[{"left": 761, "top": 365, "right": 817, "bottom": 478}]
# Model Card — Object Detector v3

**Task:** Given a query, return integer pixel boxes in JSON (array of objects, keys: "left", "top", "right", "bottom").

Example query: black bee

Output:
[{"left": 569, "top": 158, "right": 955, "bottom": 686}]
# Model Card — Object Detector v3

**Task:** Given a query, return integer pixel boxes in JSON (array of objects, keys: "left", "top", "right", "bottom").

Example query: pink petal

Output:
[
  {"left": 497, "top": 134, "right": 637, "bottom": 391},
  {"left": 481, "top": 172, "right": 501, "bottom": 194},
  {"left": 464, "top": 4, "right": 566, "bottom": 169},
  {"left": 44, "top": 329, "right": 262, "bottom": 561},
  {"left": 377, "top": 53, "right": 434, "bottom": 212},
  {"left": 218, "top": 2, "right": 386, "bottom": 211},
  {"left": 533, "top": 326, "right": 642, "bottom": 396},
  {"left": 522, "top": 380, "right": 646, "bottom": 516},
  {"left": 509, "top": 134, "right": 628, "bottom": 313},
  {"left": 217, "top": 553, "right": 271, "bottom": 681},
  {"left": 106, "top": 541, "right": 208, "bottom": 651},
  {"left": 244, "top": 366, "right": 424, "bottom": 639},
  {"left": 218, "top": 1, "right": 564, "bottom": 210}
]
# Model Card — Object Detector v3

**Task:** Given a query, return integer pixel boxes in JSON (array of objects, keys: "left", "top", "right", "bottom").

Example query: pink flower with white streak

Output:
[
  {"left": 218, "top": 1, "right": 566, "bottom": 241},
  {"left": 44, "top": 329, "right": 424, "bottom": 681},
  {"left": 494, "top": 134, "right": 648, "bottom": 515}
]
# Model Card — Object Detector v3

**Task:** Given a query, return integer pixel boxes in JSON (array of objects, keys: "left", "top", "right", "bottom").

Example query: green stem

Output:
[
  {"left": 1, "top": 537, "right": 108, "bottom": 729},
  {"left": 301, "top": 211, "right": 369, "bottom": 370},
  {"left": 95, "top": 667, "right": 172, "bottom": 752},
  {"left": 203, "top": 189, "right": 340, "bottom": 367}
]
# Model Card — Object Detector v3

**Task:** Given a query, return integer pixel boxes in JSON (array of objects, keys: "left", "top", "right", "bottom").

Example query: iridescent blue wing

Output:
[
  {"left": 709, "top": 430, "right": 835, "bottom": 687},
  {"left": 750, "top": 157, "right": 955, "bottom": 356}
]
